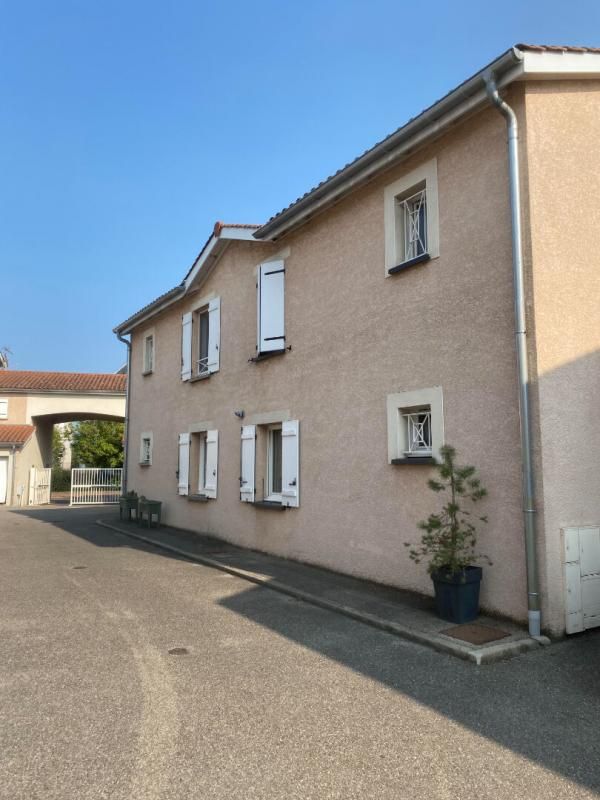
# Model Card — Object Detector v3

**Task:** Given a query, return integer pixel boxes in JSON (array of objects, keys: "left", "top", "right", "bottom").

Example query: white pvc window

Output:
[
  {"left": 402, "top": 408, "right": 432, "bottom": 456},
  {"left": 396, "top": 188, "right": 427, "bottom": 262},
  {"left": 140, "top": 432, "right": 153, "bottom": 465},
  {"left": 195, "top": 308, "right": 210, "bottom": 376},
  {"left": 266, "top": 424, "right": 283, "bottom": 501}
]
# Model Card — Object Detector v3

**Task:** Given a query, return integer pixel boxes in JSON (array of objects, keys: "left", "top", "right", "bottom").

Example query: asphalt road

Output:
[{"left": 1, "top": 506, "right": 600, "bottom": 800}]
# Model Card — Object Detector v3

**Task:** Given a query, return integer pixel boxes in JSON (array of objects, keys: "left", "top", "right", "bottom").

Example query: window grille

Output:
[
  {"left": 141, "top": 438, "right": 152, "bottom": 463},
  {"left": 398, "top": 188, "right": 427, "bottom": 261},
  {"left": 403, "top": 409, "right": 432, "bottom": 455}
]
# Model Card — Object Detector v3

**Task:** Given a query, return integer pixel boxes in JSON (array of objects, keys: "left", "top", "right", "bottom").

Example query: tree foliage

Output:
[
  {"left": 52, "top": 426, "right": 66, "bottom": 470},
  {"left": 71, "top": 420, "right": 124, "bottom": 468},
  {"left": 405, "top": 445, "right": 490, "bottom": 576}
]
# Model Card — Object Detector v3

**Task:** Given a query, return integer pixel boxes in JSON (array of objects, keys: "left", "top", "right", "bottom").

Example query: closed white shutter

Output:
[
  {"left": 257, "top": 260, "right": 285, "bottom": 354},
  {"left": 204, "top": 430, "right": 219, "bottom": 499},
  {"left": 178, "top": 433, "right": 190, "bottom": 495},
  {"left": 181, "top": 312, "right": 193, "bottom": 381},
  {"left": 281, "top": 419, "right": 299, "bottom": 507},
  {"left": 240, "top": 425, "right": 256, "bottom": 503},
  {"left": 0, "top": 399, "right": 7, "bottom": 419},
  {"left": 207, "top": 297, "right": 220, "bottom": 373}
]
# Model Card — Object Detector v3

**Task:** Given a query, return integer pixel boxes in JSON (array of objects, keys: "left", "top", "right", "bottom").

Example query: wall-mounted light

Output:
[{"left": 234, "top": 410, "right": 245, "bottom": 419}]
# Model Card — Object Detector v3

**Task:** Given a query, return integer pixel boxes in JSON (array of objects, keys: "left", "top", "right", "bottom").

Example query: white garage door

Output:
[{"left": 564, "top": 526, "right": 600, "bottom": 633}]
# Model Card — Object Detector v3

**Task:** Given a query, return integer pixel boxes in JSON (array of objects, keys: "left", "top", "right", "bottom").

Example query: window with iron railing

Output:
[
  {"left": 402, "top": 408, "right": 432, "bottom": 456},
  {"left": 396, "top": 187, "right": 427, "bottom": 263},
  {"left": 194, "top": 308, "right": 210, "bottom": 376}
]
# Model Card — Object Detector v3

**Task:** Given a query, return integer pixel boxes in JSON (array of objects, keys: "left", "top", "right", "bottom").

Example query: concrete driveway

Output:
[{"left": 1, "top": 506, "right": 599, "bottom": 799}]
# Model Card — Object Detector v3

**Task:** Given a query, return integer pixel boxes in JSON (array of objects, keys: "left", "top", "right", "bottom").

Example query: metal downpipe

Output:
[
  {"left": 116, "top": 332, "right": 132, "bottom": 496},
  {"left": 484, "top": 72, "right": 541, "bottom": 637}
]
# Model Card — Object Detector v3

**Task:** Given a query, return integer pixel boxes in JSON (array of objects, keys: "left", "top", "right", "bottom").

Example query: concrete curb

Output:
[{"left": 97, "top": 520, "right": 544, "bottom": 665}]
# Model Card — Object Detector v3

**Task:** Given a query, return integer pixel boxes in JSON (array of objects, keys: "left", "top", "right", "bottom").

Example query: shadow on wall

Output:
[{"left": 9, "top": 504, "right": 600, "bottom": 794}]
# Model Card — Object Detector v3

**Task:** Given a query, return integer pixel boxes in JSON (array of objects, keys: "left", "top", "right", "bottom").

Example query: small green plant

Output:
[{"left": 405, "top": 445, "right": 490, "bottom": 576}]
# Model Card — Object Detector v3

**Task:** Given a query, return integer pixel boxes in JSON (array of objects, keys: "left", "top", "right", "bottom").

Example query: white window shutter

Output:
[
  {"left": 204, "top": 430, "right": 219, "bottom": 499},
  {"left": 181, "top": 312, "right": 193, "bottom": 381},
  {"left": 0, "top": 399, "right": 7, "bottom": 419},
  {"left": 207, "top": 297, "right": 220, "bottom": 373},
  {"left": 178, "top": 433, "right": 190, "bottom": 495},
  {"left": 240, "top": 425, "right": 256, "bottom": 503},
  {"left": 281, "top": 419, "right": 299, "bottom": 507},
  {"left": 258, "top": 260, "right": 285, "bottom": 354}
]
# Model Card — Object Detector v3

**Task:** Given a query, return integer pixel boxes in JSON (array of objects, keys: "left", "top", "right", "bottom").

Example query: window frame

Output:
[
  {"left": 142, "top": 331, "right": 155, "bottom": 375},
  {"left": 193, "top": 306, "right": 210, "bottom": 377},
  {"left": 386, "top": 387, "right": 444, "bottom": 463},
  {"left": 266, "top": 423, "right": 283, "bottom": 502},
  {"left": 384, "top": 158, "right": 439, "bottom": 275},
  {"left": 140, "top": 431, "right": 153, "bottom": 465}
]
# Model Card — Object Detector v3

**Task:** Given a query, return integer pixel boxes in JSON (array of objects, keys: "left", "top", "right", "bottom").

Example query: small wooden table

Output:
[
  {"left": 119, "top": 495, "right": 139, "bottom": 521},
  {"left": 138, "top": 498, "right": 162, "bottom": 529}
]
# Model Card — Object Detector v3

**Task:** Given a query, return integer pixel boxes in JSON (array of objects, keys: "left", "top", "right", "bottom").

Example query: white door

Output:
[{"left": 0, "top": 457, "right": 7, "bottom": 504}]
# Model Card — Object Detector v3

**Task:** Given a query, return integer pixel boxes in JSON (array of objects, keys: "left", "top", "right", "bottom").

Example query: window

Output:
[
  {"left": 240, "top": 418, "right": 300, "bottom": 507},
  {"left": 396, "top": 187, "right": 427, "bottom": 262},
  {"left": 257, "top": 260, "right": 285, "bottom": 356},
  {"left": 387, "top": 387, "right": 443, "bottom": 463},
  {"left": 0, "top": 399, "right": 7, "bottom": 419},
  {"left": 266, "top": 425, "right": 283, "bottom": 501},
  {"left": 143, "top": 334, "right": 154, "bottom": 374},
  {"left": 181, "top": 428, "right": 218, "bottom": 499},
  {"left": 193, "top": 307, "right": 210, "bottom": 377},
  {"left": 384, "top": 158, "right": 439, "bottom": 275},
  {"left": 402, "top": 408, "right": 432, "bottom": 456},
  {"left": 140, "top": 432, "right": 153, "bottom": 465},
  {"left": 181, "top": 297, "right": 220, "bottom": 381}
]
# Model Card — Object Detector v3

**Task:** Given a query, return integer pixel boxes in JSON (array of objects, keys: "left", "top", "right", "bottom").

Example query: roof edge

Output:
[
  {"left": 254, "top": 47, "right": 522, "bottom": 241},
  {"left": 115, "top": 223, "right": 261, "bottom": 335}
]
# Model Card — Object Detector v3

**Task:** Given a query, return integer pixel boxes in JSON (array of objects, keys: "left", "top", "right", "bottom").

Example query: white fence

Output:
[
  {"left": 70, "top": 468, "right": 123, "bottom": 506},
  {"left": 28, "top": 467, "right": 51, "bottom": 506}
]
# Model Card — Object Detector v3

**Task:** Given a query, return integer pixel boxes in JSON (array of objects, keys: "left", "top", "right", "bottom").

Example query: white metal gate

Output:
[
  {"left": 28, "top": 467, "right": 51, "bottom": 506},
  {"left": 70, "top": 468, "right": 122, "bottom": 506}
]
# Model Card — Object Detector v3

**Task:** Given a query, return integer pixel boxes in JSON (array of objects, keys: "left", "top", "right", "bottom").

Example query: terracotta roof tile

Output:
[
  {"left": 0, "top": 424, "right": 35, "bottom": 445},
  {"left": 0, "top": 371, "right": 126, "bottom": 393}
]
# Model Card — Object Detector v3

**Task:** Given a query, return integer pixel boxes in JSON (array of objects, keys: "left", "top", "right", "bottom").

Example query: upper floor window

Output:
[
  {"left": 384, "top": 157, "right": 439, "bottom": 275},
  {"left": 402, "top": 408, "right": 432, "bottom": 456},
  {"left": 143, "top": 334, "right": 154, "bottom": 374},
  {"left": 0, "top": 399, "right": 7, "bottom": 419},
  {"left": 181, "top": 297, "right": 221, "bottom": 382}
]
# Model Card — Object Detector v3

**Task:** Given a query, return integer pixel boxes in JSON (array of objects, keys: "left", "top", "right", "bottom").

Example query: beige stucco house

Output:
[
  {"left": 115, "top": 44, "right": 600, "bottom": 637},
  {"left": 0, "top": 371, "right": 126, "bottom": 505}
]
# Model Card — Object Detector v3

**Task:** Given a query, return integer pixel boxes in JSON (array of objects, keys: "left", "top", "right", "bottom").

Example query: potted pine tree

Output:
[{"left": 406, "top": 445, "right": 490, "bottom": 624}]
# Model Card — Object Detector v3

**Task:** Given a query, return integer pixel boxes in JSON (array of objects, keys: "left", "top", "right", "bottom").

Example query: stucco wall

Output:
[
  {"left": 0, "top": 395, "right": 27, "bottom": 423},
  {"left": 525, "top": 80, "right": 600, "bottom": 634},
  {"left": 127, "top": 93, "right": 530, "bottom": 622}
]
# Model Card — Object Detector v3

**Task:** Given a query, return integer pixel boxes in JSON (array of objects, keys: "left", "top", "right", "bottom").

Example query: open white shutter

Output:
[
  {"left": 240, "top": 425, "right": 256, "bottom": 503},
  {"left": 207, "top": 297, "right": 220, "bottom": 373},
  {"left": 181, "top": 312, "right": 193, "bottom": 381},
  {"left": 281, "top": 419, "right": 299, "bottom": 507},
  {"left": 204, "top": 430, "right": 218, "bottom": 499},
  {"left": 178, "top": 433, "right": 190, "bottom": 495},
  {"left": 258, "top": 260, "right": 285, "bottom": 354}
]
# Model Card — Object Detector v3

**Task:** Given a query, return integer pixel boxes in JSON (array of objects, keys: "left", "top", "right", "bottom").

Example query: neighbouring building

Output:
[
  {"left": 0, "top": 371, "right": 126, "bottom": 506},
  {"left": 115, "top": 45, "right": 600, "bottom": 636}
]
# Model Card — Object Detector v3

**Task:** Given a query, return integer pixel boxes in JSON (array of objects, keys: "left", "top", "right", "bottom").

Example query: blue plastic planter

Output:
[{"left": 431, "top": 566, "right": 482, "bottom": 624}]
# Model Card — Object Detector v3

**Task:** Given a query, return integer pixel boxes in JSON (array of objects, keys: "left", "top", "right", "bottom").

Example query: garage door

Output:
[{"left": 564, "top": 526, "right": 600, "bottom": 633}]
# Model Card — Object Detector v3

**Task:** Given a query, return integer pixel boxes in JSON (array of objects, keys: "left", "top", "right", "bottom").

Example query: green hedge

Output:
[{"left": 51, "top": 468, "right": 71, "bottom": 492}]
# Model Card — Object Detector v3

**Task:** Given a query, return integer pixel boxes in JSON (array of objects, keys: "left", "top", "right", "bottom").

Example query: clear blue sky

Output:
[{"left": 2, "top": 0, "right": 599, "bottom": 372}]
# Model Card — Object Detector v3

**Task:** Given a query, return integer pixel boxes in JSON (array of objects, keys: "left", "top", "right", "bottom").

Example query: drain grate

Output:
[{"left": 168, "top": 647, "right": 189, "bottom": 656}]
